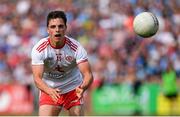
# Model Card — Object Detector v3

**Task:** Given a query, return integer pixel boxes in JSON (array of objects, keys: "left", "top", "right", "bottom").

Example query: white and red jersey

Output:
[{"left": 31, "top": 36, "right": 88, "bottom": 94}]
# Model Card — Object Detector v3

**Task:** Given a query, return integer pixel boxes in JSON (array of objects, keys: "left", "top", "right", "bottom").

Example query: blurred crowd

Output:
[{"left": 0, "top": 0, "right": 180, "bottom": 105}]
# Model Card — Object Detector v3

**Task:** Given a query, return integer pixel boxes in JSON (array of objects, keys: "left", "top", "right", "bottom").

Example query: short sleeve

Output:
[
  {"left": 76, "top": 45, "right": 88, "bottom": 64},
  {"left": 31, "top": 45, "right": 44, "bottom": 65}
]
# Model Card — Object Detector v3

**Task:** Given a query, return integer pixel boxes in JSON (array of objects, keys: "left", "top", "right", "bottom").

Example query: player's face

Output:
[{"left": 47, "top": 18, "right": 66, "bottom": 42}]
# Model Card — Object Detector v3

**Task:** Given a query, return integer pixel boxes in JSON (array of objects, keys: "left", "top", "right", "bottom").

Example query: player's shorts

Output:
[{"left": 39, "top": 89, "right": 83, "bottom": 110}]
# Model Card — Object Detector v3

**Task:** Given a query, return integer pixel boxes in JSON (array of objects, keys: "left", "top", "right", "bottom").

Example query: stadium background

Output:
[{"left": 0, "top": 0, "right": 180, "bottom": 115}]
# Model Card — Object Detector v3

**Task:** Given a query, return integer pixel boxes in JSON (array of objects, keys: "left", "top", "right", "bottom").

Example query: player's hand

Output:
[
  {"left": 75, "top": 87, "right": 84, "bottom": 99},
  {"left": 47, "top": 88, "right": 61, "bottom": 103}
]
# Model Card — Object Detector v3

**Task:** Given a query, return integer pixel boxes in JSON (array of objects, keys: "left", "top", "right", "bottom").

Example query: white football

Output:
[{"left": 133, "top": 12, "right": 159, "bottom": 38}]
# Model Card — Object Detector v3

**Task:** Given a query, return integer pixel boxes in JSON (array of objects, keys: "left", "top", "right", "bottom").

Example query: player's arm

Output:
[
  {"left": 32, "top": 65, "right": 60, "bottom": 102},
  {"left": 78, "top": 61, "right": 93, "bottom": 90},
  {"left": 76, "top": 61, "right": 94, "bottom": 98}
]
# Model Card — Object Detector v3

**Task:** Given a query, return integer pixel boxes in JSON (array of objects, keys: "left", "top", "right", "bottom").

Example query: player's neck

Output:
[{"left": 49, "top": 37, "right": 65, "bottom": 49}]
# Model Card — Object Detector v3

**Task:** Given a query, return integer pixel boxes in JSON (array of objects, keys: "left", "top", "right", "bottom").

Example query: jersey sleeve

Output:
[
  {"left": 76, "top": 44, "right": 88, "bottom": 64},
  {"left": 31, "top": 45, "right": 44, "bottom": 65}
]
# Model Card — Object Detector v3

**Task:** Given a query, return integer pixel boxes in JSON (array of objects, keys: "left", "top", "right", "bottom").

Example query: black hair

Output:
[{"left": 47, "top": 10, "right": 67, "bottom": 27}]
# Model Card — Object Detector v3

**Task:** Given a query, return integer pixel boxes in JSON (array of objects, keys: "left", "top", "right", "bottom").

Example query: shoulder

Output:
[
  {"left": 32, "top": 37, "right": 49, "bottom": 53},
  {"left": 65, "top": 36, "right": 82, "bottom": 52},
  {"left": 65, "top": 35, "right": 81, "bottom": 46}
]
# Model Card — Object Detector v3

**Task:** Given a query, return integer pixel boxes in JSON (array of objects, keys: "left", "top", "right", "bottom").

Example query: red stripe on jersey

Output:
[
  {"left": 36, "top": 41, "right": 49, "bottom": 52},
  {"left": 66, "top": 39, "right": 78, "bottom": 51},
  {"left": 36, "top": 41, "right": 48, "bottom": 51},
  {"left": 66, "top": 42, "right": 77, "bottom": 51},
  {"left": 77, "top": 59, "right": 88, "bottom": 65},
  {"left": 66, "top": 39, "right": 78, "bottom": 48}
]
